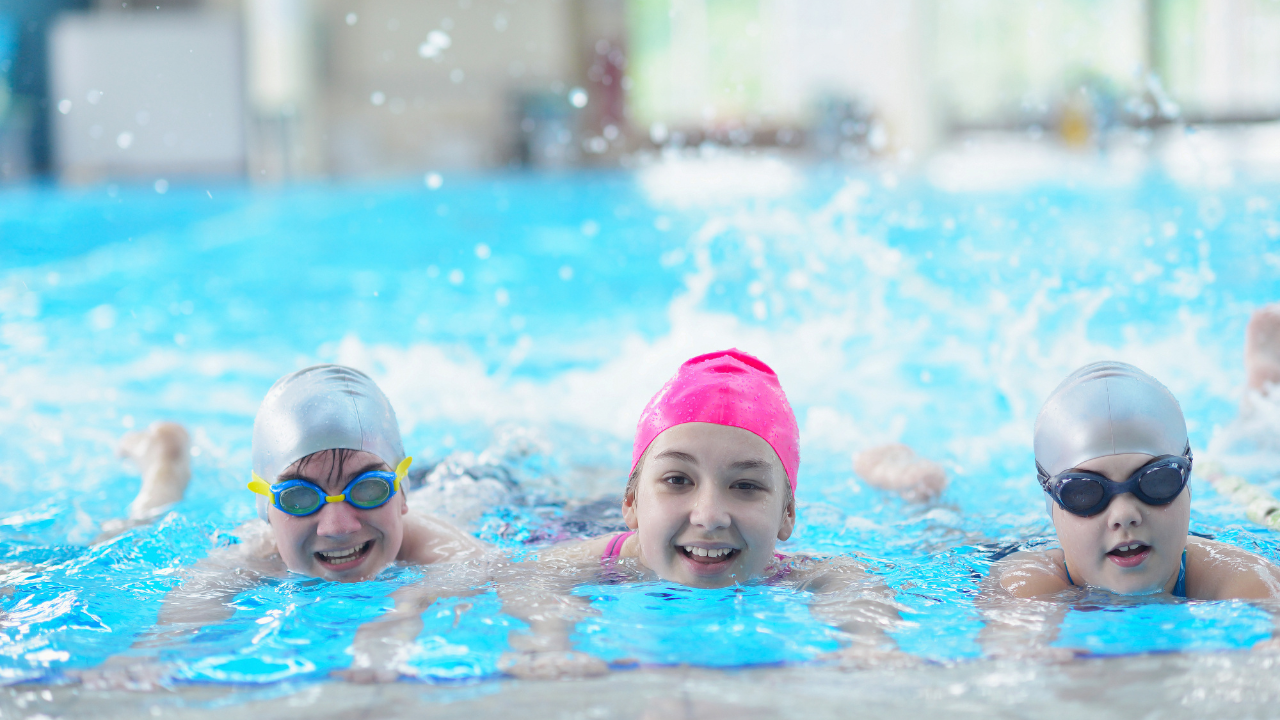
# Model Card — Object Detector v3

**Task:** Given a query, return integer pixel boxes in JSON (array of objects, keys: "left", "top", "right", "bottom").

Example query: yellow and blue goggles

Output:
[{"left": 248, "top": 457, "right": 411, "bottom": 517}]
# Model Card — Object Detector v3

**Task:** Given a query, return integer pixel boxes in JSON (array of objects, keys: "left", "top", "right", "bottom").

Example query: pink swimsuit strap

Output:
[{"left": 602, "top": 530, "right": 636, "bottom": 562}]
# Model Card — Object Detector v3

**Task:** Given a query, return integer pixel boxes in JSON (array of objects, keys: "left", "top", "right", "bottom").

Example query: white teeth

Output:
[
  {"left": 682, "top": 546, "right": 733, "bottom": 558},
  {"left": 319, "top": 545, "right": 363, "bottom": 561},
  {"left": 1115, "top": 543, "right": 1144, "bottom": 552}
]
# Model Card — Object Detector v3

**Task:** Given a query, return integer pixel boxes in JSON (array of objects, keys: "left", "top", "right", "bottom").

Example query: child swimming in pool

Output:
[
  {"left": 542, "top": 349, "right": 904, "bottom": 664},
  {"left": 994, "top": 361, "right": 1280, "bottom": 600},
  {"left": 81, "top": 364, "right": 600, "bottom": 686}
]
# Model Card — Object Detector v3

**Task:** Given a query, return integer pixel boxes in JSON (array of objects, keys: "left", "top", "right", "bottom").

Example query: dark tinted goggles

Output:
[{"left": 1037, "top": 446, "right": 1192, "bottom": 517}]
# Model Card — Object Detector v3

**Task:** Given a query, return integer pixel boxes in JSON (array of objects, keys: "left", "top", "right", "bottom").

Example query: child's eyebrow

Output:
[
  {"left": 728, "top": 459, "right": 771, "bottom": 471},
  {"left": 653, "top": 450, "right": 698, "bottom": 465}
]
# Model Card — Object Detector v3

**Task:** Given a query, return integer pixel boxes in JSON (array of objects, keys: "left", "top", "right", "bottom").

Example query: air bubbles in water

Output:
[
  {"left": 425, "top": 172, "right": 443, "bottom": 189},
  {"left": 116, "top": 132, "right": 133, "bottom": 150},
  {"left": 475, "top": 243, "right": 491, "bottom": 259},
  {"left": 370, "top": 91, "right": 386, "bottom": 106},
  {"left": 568, "top": 87, "right": 588, "bottom": 109},
  {"left": 345, "top": 12, "right": 357, "bottom": 25}
]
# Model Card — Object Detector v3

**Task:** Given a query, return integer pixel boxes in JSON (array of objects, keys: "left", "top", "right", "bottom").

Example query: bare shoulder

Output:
[
  {"left": 1186, "top": 537, "right": 1280, "bottom": 600},
  {"left": 224, "top": 520, "right": 278, "bottom": 559},
  {"left": 398, "top": 511, "right": 490, "bottom": 565},
  {"left": 991, "top": 550, "right": 1071, "bottom": 599}
]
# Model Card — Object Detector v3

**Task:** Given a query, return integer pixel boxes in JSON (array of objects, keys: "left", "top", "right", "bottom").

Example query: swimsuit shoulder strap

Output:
[
  {"left": 1063, "top": 559, "right": 1075, "bottom": 587},
  {"left": 601, "top": 530, "right": 636, "bottom": 563},
  {"left": 1173, "top": 548, "right": 1187, "bottom": 598}
]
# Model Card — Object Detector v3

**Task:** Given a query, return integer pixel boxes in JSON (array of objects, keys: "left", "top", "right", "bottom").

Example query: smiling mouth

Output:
[
  {"left": 1106, "top": 542, "right": 1151, "bottom": 567},
  {"left": 679, "top": 545, "right": 739, "bottom": 565},
  {"left": 315, "top": 540, "right": 373, "bottom": 569}
]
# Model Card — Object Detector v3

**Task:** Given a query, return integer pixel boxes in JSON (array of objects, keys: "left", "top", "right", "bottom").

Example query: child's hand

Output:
[
  {"left": 819, "top": 644, "right": 919, "bottom": 671},
  {"left": 497, "top": 650, "right": 609, "bottom": 680},
  {"left": 71, "top": 655, "right": 175, "bottom": 691},
  {"left": 982, "top": 643, "right": 1080, "bottom": 664},
  {"left": 330, "top": 665, "right": 405, "bottom": 683},
  {"left": 853, "top": 444, "right": 947, "bottom": 502},
  {"left": 331, "top": 648, "right": 411, "bottom": 684}
]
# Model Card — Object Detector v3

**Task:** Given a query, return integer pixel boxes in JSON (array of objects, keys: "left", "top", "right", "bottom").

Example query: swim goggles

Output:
[
  {"left": 1037, "top": 445, "right": 1192, "bottom": 517},
  {"left": 248, "top": 457, "right": 411, "bottom": 517}
]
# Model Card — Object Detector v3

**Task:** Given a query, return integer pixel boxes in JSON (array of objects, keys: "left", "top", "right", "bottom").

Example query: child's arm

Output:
[
  {"left": 1186, "top": 537, "right": 1280, "bottom": 600},
  {"left": 74, "top": 535, "right": 274, "bottom": 689},
  {"left": 791, "top": 556, "right": 913, "bottom": 668},
  {"left": 334, "top": 576, "right": 483, "bottom": 683},
  {"left": 490, "top": 555, "right": 610, "bottom": 679},
  {"left": 397, "top": 511, "right": 490, "bottom": 564},
  {"left": 977, "top": 551, "right": 1076, "bottom": 660}
]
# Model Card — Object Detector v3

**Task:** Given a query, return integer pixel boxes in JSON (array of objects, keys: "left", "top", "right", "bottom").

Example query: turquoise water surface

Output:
[{"left": 2, "top": 165, "right": 1279, "bottom": 686}]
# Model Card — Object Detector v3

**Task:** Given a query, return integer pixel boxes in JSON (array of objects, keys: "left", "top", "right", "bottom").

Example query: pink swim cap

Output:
[{"left": 631, "top": 349, "right": 800, "bottom": 491}]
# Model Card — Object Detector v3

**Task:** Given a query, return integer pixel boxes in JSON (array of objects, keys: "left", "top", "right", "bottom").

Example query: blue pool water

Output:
[{"left": 2, "top": 161, "right": 1280, "bottom": 686}]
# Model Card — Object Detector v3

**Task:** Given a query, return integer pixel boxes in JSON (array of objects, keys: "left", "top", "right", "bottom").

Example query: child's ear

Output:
[
  {"left": 777, "top": 498, "right": 796, "bottom": 541},
  {"left": 622, "top": 493, "right": 639, "bottom": 530},
  {"left": 401, "top": 493, "right": 409, "bottom": 515}
]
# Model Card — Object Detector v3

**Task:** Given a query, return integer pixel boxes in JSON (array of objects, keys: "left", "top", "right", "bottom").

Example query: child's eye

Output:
[
  {"left": 731, "top": 480, "right": 763, "bottom": 491},
  {"left": 663, "top": 474, "right": 693, "bottom": 486}
]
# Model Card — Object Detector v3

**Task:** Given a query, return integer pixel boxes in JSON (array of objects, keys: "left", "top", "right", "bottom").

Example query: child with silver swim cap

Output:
[
  {"left": 247, "top": 364, "right": 485, "bottom": 581},
  {"left": 994, "top": 361, "right": 1280, "bottom": 600},
  {"left": 79, "top": 365, "right": 497, "bottom": 688}
]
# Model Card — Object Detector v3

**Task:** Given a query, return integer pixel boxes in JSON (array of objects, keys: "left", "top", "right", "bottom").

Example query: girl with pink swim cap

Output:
[{"left": 546, "top": 349, "right": 906, "bottom": 664}]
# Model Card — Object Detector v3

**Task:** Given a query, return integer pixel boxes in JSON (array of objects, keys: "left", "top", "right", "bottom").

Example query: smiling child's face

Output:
[
  {"left": 622, "top": 422, "right": 795, "bottom": 589},
  {"left": 1051, "top": 452, "right": 1190, "bottom": 594},
  {"left": 269, "top": 449, "right": 407, "bottom": 582}
]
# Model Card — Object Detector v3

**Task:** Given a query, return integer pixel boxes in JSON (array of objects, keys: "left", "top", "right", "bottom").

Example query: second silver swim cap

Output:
[
  {"left": 1034, "top": 361, "right": 1188, "bottom": 478},
  {"left": 252, "top": 364, "right": 405, "bottom": 520}
]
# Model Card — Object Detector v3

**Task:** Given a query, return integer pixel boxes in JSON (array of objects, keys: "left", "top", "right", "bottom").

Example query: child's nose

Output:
[
  {"left": 1106, "top": 493, "right": 1144, "bottom": 529},
  {"left": 315, "top": 501, "right": 362, "bottom": 536},
  {"left": 688, "top": 487, "right": 731, "bottom": 530}
]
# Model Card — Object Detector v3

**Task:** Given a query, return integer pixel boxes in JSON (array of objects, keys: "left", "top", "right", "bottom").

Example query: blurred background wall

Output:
[{"left": 1, "top": 0, "right": 1279, "bottom": 183}]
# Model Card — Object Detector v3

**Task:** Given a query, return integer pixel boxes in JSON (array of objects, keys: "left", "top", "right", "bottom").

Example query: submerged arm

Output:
[
  {"left": 491, "top": 555, "right": 610, "bottom": 679},
  {"left": 75, "top": 532, "right": 273, "bottom": 689},
  {"left": 977, "top": 551, "right": 1074, "bottom": 660},
  {"left": 796, "top": 557, "right": 912, "bottom": 668}
]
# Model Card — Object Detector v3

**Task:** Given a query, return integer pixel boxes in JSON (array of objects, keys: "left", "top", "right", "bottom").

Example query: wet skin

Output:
[
  {"left": 622, "top": 422, "right": 795, "bottom": 589},
  {"left": 1051, "top": 453, "right": 1189, "bottom": 595},
  {"left": 269, "top": 450, "right": 407, "bottom": 583}
]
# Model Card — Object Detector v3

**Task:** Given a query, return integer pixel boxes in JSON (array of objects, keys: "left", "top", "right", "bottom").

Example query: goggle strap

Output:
[
  {"left": 248, "top": 473, "right": 272, "bottom": 496},
  {"left": 394, "top": 456, "right": 413, "bottom": 493}
]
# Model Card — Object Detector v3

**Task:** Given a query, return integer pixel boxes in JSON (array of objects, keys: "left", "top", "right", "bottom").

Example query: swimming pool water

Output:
[{"left": 2, "top": 161, "right": 1280, "bottom": 687}]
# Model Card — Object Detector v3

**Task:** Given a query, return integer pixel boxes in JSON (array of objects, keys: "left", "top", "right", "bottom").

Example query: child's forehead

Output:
[{"left": 282, "top": 449, "right": 390, "bottom": 479}]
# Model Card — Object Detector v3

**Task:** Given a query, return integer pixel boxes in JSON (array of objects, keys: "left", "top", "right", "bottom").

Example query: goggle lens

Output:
[
  {"left": 1137, "top": 466, "right": 1185, "bottom": 502},
  {"left": 1060, "top": 479, "right": 1104, "bottom": 513},
  {"left": 348, "top": 476, "right": 392, "bottom": 508},
  {"left": 278, "top": 485, "right": 323, "bottom": 515}
]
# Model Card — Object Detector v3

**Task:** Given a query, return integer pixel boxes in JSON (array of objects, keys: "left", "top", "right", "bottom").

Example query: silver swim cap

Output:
[
  {"left": 1034, "top": 361, "right": 1188, "bottom": 478},
  {"left": 252, "top": 364, "right": 405, "bottom": 520}
]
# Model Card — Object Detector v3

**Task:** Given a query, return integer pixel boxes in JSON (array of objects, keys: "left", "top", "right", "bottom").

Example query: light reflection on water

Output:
[{"left": 1, "top": 166, "right": 1279, "bottom": 686}]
